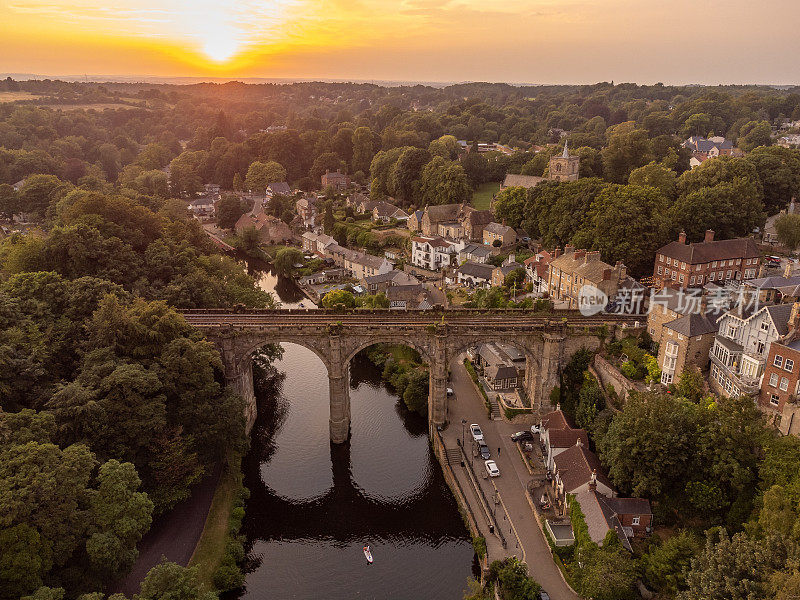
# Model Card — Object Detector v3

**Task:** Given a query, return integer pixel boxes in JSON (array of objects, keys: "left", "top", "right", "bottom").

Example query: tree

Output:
[
  {"left": 602, "top": 123, "right": 654, "bottom": 183},
  {"left": 628, "top": 161, "right": 678, "bottom": 199},
  {"left": 738, "top": 120, "right": 772, "bottom": 153},
  {"left": 390, "top": 147, "right": 430, "bottom": 206},
  {"left": 402, "top": 370, "right": 429, "bottom": 414},
  {"left": 428, "top": 135, "right": 460, "bottom": 160},
  {"left": 216, "top": 194, "right": 249, "bottom": 230},
  {"left": 642, "top": 530, "right": 701, "bottom": 595},
  {"left": 274, "top": 248, "right": 303, "bottom": 274},
  {"left": 245, "top": 161, "right": 287, "bottom": 194},
  {"left": 18, "top": 175, "right": 72, "bottom": 219},
  {"left": 775, "top": 213, "right": 800, "bottom": 252},
  {"left": 0, "top": 183, "right": 18, "bottom": 219},
  {"left": 597, "top": 392, "right": 700, "bottom": 498},
  {"left": 745, "top": 147, "right": 800, "bottom": 214},
  {"left": 419, "top": 157, "right": 471, "bottom": 206},
  {"left": 676, "top": 365, "right": 706, "bottom": 402},
  {"left": 492, "top": 557, "right": 541, "bottom": 600},
  {"left": 137, "top": 560, "right": 216, "bottom": 600},
  {"left": 321, "top": 289, "right": 355, "bottom": 308},
  {"left": 351, "top": 126, "right": 375, "bottom": 174},
  {"left": 323, "top": 201, "right": 335, "bottom": 234},
  {"left": 574, "top": 184, "right": 671, "bottom": 276},
  {"left": 492, "top": 186, "right": 527, "bottom": 230},
  {"left": 682, "top": 529, "right": 781, "bottom": 600}
]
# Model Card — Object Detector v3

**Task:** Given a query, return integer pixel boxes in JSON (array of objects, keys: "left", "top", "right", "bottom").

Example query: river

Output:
[{"left": 234, "top": 259, "right": 476, "bottom": 600}]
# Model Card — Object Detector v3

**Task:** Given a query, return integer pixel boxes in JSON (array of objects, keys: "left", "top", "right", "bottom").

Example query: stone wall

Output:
[{"left": 592, "top": 354, "right": 647, "bottom": 402}]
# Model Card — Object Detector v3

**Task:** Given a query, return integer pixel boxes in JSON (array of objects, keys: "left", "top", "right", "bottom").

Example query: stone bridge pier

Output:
[{"left": 185, "top": 310, "right": 636, "bottom": 444}]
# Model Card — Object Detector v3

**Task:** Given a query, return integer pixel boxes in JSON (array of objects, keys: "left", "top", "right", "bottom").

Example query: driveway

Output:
[{"left": 445, "top": 358, "right": 580, "bottom": 600}]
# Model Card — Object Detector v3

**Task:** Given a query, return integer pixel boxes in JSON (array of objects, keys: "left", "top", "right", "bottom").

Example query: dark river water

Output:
[{"left": 234, "top": 259, "right": 475, "bottom": 600}]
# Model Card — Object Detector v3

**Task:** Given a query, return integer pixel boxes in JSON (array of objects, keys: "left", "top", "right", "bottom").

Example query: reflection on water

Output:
[
  {"left": 242, "top": 255, "right": 314, "bottom": 309},
  {"left": 237, "top": 345, "right": 475, "bottom": 600}
]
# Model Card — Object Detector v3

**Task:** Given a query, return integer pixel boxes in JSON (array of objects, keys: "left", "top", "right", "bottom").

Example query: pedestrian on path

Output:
[{"left": 498, "top": 446, "right": 501, "bottom": 456}]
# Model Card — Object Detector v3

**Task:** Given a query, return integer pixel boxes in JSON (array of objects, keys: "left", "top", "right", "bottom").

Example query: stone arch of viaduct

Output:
[{"left": 182, "top": 310, "right": 641, "bottom": 443}]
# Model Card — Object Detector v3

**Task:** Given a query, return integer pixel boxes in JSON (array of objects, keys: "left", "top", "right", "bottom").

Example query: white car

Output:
[
  {"left": 470, "top": 423, "right": 484, "bottom": 442},
  {"left": 530, "top": 424, "right": 541, "bottom": 435},
  {"left": 485, "top": 460, "right": 500, "bottom": 477},
  {"left": 447, "top": 387, "right": 454, "bottom": 396}
]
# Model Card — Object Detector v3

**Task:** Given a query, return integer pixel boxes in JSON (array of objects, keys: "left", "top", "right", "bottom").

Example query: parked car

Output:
[
  {"left": 511, "top": 430, "right": 533, "bottom": 442},
  {"left": 446, "top": 387, "right": 454, "bottom": 396},
  {"left": 485, "top": 460, "right": 500, "bottom": 477},
  {"left": 537, "top": 591, "right": 550, "bottom": 600},
  {"left": 478, "top": 441, "right": 491, "bottom": 459},
  {"left": 766, "top": 255, "right": 782, "bottom": 265},
  {"left": 530, "top": 424, "right": 541, "bottom": 435},
  {"left": 470, "top": 424, "right": 484, "bottom": 442}
]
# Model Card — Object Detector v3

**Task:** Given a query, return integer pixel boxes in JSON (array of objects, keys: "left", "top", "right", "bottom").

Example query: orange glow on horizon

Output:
[{"left": 2, "top": 1, "right": 800, "bottom": 84}]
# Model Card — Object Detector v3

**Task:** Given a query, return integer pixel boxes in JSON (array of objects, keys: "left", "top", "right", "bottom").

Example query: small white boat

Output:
[{"left": 363, "top": 545, "right": 373, "bottom": 564}]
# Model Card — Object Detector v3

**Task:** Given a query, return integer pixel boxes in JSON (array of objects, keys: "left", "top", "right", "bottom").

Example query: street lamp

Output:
[{"left": 461, "top": 418, "right": 467, "bottom": 448}]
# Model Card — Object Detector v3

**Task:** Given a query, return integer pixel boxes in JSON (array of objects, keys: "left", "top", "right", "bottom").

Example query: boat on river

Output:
[{"left": 363, "top": 545, "right": 373, "bottom": 564}]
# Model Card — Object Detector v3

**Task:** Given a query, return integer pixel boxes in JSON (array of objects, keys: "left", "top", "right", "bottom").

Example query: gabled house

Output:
[
  {"left": 539, "top": 408, "right": 589, "bottom": 471},
  {"left": 296, "top": 196, "right": 318, "bottom": 230},
  {"left": 709, "top": 303, "right": 793, "bottom": 397},
  {"left": 491, "top": 260, "right": 523, "bottom": 287},
  {"left": 363, "top": 269, "right": 420, "bottom": 294},
  {"left": 575, "top": 485, "right": 652, "bottom": 552},
  {"left": 188, "top": 197, "right": 215, "bottom": 217},
  {"left": 301, "top": 231, "right": 336, "bottom": 256},
  {"left": 372, "top": 201, "right": 409, "bottom": 223},
  {"left": 547, "top": 247, "right": 629, "bottom": 309},
  {"left": 407, "top": 210, "right": 424, "bottom": 232},
  {"left": 483, "top": 222, "right": 516, "bottom": 247},
  {"left": 524, "top": 252, "right": 552, "bottom": 294},
  {"left": 234, "top": 203, "right": 293, "bottom": 245},
  {"left": 658, "top": 312, "right": 719, "bottom": 385},
  {"left": 451, "top": 261, "right": 494, "bottom": 289},
  {"left": 411, "top": 236, "right": 461, "bottom": 271},
  {"left": 387, "top": 284, "right": 437, "bottom": 309},
  {"left": 459, "top": 243, "right": 493, "bottom": 264},
  {"left": 321, "top": 170, "right": 350, "bottom": 190},
  {"left": 266, "top": 182, "right": 292, "bottom": 198}
]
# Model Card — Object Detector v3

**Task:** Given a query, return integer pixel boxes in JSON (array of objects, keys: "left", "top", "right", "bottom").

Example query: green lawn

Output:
[{"left": 472, "top": 182, "right": 501, "bottom": 210}]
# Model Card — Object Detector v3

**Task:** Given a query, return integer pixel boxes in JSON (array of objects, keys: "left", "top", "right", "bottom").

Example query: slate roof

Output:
[
  {"left": 267, "top": 182, "right": 291, "bottom": 195},
  {"left": 363, "top": 270, "right": 419, "bottom": 286},
  {"left": 424, "top": 203, "right": 462, "bottom": 222},
  {"left": 456, "top": 261, "right": 494, "bottom": 279},
  {"left": 484, "top": 222, "right": 514, "bottom": 236},
  {"left": 766, "top": 303, "right": 794, "bottom": 336},
  {"left": 657, "top": 237, "right": 760, "bottom": 264},
  {"left": 502, "top": 173, "right": 545, "bottom": 188},
  {"left": 486, "top": 364, "right": 519, "bottom": 381},
  {"left": 663, "top": 313, "right": 719, "bottom": 337},
  {"left": 461, "top": 243, "right": 493, "bottom": 258}
]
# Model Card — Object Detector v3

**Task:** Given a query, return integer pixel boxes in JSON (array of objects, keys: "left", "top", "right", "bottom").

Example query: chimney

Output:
[
  {"left": 586, "top": 250, "right": 602, "bottom": 262},
  {"left": 554, "top": 247, "right": 562, "bottom": 259},
  {"left": 678, "top": 230, "right": 687, "bottom": 244},
  {"left": 602, "top": 268, "right": 612, "bottom": 281},
  {"left": 785, "top": 260, "right": 795, "bottom": 279},
  {"left": 574, "top": 249, "right": 586, "bottom": 261},
  {"left": 589, "top": 470, "right": 597, "bottom": 492},
  {"left": 575, "top": 437, "right": 583, "bottom": 447},
  {"left": 791, "top": 301, "right": 800, "bottom": 332},
  {"left": 704, "top": 229, "right": 715, "bottom": 243},
  {"left": 615, "top": 261, "right": 627, "bottom": 281},
  {"left": 700, "top": 291, "right": 708, "bottom": 315},
  {"left": 565, "top": 243, "right": 575, "bottom": 254}
]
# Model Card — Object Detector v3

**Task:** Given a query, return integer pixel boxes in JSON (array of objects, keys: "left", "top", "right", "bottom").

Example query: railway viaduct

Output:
[{"left": 181, "top": 309, "right": 642, "bottom": 443}]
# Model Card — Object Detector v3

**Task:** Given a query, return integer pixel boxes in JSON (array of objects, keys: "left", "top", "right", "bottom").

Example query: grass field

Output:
[
  {"left": 472, "top": 182, "right": 501, "bottom": 210},
  {"left": 0, "top": 91, "right": 43, "bottom": 102},
  {"left": 188, "top": 459, "right": 241, "bottom": 590}
]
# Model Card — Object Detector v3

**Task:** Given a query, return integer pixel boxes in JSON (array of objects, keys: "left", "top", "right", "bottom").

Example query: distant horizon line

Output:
[{"left": 3, "top": 72, "right": 799, "bottom": 89}]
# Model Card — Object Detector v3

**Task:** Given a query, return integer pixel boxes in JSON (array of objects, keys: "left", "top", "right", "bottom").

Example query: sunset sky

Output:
[{"left": 2, "top": 0, "right": 799, "bottom": 84}]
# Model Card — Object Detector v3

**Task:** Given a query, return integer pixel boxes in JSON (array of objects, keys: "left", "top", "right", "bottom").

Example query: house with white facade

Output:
[
  {"left": 451, "top": 261, "right": 494, "bottom": 288},
  {"left": 709, "top": 303, "right": 793, "bottom": 397},
  {"left": 410, "top": 236, "right": 462, "bottom": 271}
]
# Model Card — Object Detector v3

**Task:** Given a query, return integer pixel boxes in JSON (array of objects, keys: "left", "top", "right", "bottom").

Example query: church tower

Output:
[{"left": 548, "top": 140, "right": 580, "bottom": 182}]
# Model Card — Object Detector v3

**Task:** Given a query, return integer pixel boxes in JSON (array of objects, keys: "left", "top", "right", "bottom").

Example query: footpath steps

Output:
[
  {"left": 445, "top": 447, "right": 461, "bottom": 465},
  {"left": 489, "top": 398, "right": 502, "bottom": 420}
]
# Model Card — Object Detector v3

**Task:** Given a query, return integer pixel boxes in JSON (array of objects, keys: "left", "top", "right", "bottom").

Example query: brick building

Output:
[{"left": 653, "top": 230, "right": 760, "bottom": 289}]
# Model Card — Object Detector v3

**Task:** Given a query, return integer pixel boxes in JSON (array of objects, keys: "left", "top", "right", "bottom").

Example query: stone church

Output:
[{"left": 547, "top": 141, "right": 580, "bottom": 182}]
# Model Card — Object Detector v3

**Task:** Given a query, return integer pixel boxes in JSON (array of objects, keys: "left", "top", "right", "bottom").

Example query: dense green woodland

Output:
[{"left": 3, "top": 79, "right": 800, "bottom": 598}]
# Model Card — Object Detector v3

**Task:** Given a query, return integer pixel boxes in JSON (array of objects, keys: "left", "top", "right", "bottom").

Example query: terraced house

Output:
[
  {"left": 547, "top": 247, "right": 629, "bottom": 309},
  {"left": 653, "top": 230, "right": 760, "bottom": 289}
]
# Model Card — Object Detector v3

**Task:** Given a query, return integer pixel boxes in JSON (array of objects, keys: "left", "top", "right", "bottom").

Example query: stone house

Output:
[
  {"left": 491, "top": 260, "right": 523, "bottom": 287},
  {"left": 301, "top": 231, "right": 336, "bottom": 256},
  {"left": 483, "top": 222, "right": 517, "bottom": 247},
  {"left": 410, "top": 236, "right": 461, "bottom": 271},
  {"left": 343, "top": 250, "right": 393, "bottom": 282},
  {"left": 296, "top": 196, "right": 318, "bottom": 230},
  {"left": 759, "top": 337, "right": 800, "bottom": 418},
  {"left": 372, "top": 201, "right": 409, "bottom": 223},
  {"left": 459, "top": 243, "right": 493, "bottom": 264},
  {"left": 363, "top": 269, "right": 420, "bottom": 294},
  {"left": 407, "top": 210, "right": 424, "bottom": 232},
  {"left": 524, "top": 251, "right": 553, "bottom": 294},
  {"left": 547, "top": 247, "right": 629, "bottom": 310},
  {"left": 419, "top": 204, "right": 492, "bottom": 242},
  {"left": 321, "top": 170, "right": 350, "bottom": 190},
  {"left": 658, "top": 312, "right": 718, "bottom": 385},
  {"left": 234, "top": 204, "right": 293, "bottom": 245},
  {"left": 574, "top": 486, "right": 652, "bottom": 551}
]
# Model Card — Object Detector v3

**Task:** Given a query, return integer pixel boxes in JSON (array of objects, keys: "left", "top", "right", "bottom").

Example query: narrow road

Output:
[{"left": 444, "top": 358, "right": 580, "bottom": 600}]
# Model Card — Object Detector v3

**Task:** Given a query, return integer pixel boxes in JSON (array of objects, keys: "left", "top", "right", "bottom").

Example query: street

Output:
[{"left": 443, "top": 357, "right": 580, "bottom": 600}]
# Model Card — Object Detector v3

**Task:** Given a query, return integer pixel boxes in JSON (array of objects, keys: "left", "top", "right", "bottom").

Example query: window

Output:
[
  {"left": 775, "top": 355, "right": 784, "bottom": 368},
  {"left": 679, "top": 274, "right": 685, "bottom": 283},
  {"left": 632, "top": 516, "right": 641, "bottom": 526},
  {"left": 659, "top": 254, "right": 664, "bottom": 262},
  {"left": 781, "top": 377, "right": 789, "bottom": 391},
  {"left": 761, "top": 321, "right": 770, "bottom": 332},
  {"left": 657, "top": 266, "right": 663, "bottom": 275},
  {"left": 690, "top": 276, "right": 696, "bottom": 285},
  {"left": 712, "top": 261, "right": 717, "bottom": 268},
  {"left": 681, "top": 262, "right": 686, "bottom": 269},
  {"left": 661, "top": 371, "right": 673, "bottom": 384},
  {"left": 757, "top": 341, "right": 766, "bottom": 354},
  {"left": 726, "top": 270, "right": 732, "bottom": 280},
  {"left": 786, "top": 359, "right": 795, "bottom": 372},
  {"left": 666, "top": 257, "right": 671, "bottom": 265},
  {"left": 771, "top": 394, "right": 780, "bottom": 407},
  {"left": 696, "top": 264, "right": 702, "bottom": 271},
  {"left": 709, "top": 271, "right": 716, "bottom": 281},
  {"left": 770, "top": 373, "right": 779, "bottom": 387},
  {"left": 672, "top": 271, "right": 677, "bottom": 280}
]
